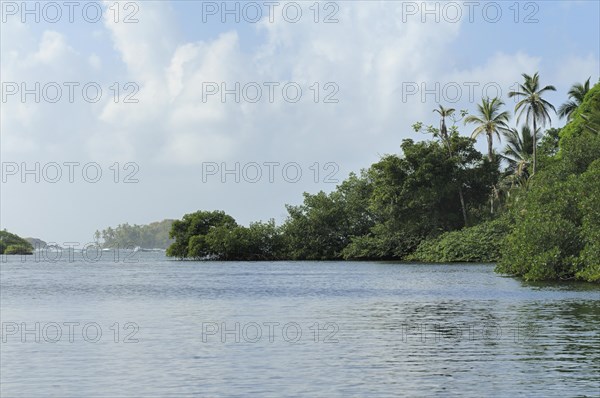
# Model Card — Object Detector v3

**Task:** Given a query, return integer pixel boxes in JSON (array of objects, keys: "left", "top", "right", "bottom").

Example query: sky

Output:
[{"left": 1, "top": 0, "right": 599, "bottom": 244}]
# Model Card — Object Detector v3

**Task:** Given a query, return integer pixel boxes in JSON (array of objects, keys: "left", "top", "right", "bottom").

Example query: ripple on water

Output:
[{"left": 1, "top": 255, "right": 599, "bottom": 397}]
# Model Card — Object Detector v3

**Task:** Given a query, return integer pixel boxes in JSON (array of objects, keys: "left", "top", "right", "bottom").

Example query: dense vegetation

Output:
[
  {"left": 496, "top": 83, "right": 600, "bottom": 281},
  {"left": 407, "top": 217, "right": 512, "bottom": 263},
  {"left": 166, "top": 75, "right": 599, "bottom": 282},
  {"left": 166, "top": 136, "right": 496, "bottom": 261},
  {"left": 166, "top": 211, "right": 285, "bottom": 260},
  {"left": 95, "top": 220, "right": 175, "bottom": 249},
  {"left": 0, "top": 230, "right": 34, "bottom": 255}
]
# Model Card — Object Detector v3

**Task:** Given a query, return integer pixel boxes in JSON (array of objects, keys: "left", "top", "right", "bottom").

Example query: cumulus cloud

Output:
[
  {"left": 1, "top": 1, "right": 597, "bottom": 242},
  {"left": 553, "top": 54, "right": 599, "bottom": 89},
  {"left": 96, "top": 1, "right": 466, "bottom": 168}
]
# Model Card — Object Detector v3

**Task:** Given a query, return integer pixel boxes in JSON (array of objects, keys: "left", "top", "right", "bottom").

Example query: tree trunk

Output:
[
  {"left": 487, "top": 132, "right": 494, "bottom": 162},
  {"left": 532, "top": 119, "right": 538, "bottom": 175},
  {"left": 459, "top": 186, "right": 468, "bottom": 227},
  {"left": 441, "top": 119, "right": 448, "bottom": 141},
  {"left": 487, "top": 132, "right": 494, "bottom": 214},
  {"left": 444, "top": 136, "right": 468, "bottom": 227}
]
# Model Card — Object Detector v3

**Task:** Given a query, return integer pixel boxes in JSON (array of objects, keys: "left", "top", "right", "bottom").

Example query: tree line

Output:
[
  {"left": 166, "top": 73, "right": 599, "bottom": 282},
  {"left": 95, "top": 220, "right": 175, "bottom": 249}
]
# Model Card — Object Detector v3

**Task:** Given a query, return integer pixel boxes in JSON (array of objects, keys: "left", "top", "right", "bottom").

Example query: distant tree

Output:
[
  {"left": 97, "top": 220, "right": 175, "bottom": 249},
  {"left": 433, "top": 105, "right": 455, "bottom": 143}
]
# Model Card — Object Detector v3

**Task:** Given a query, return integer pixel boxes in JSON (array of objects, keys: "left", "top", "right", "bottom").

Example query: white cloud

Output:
[
  {"left": 53, "top": 1, "right": 458, "bottom": 171},
  {"left": 2, "top": 0, "right": 596, "bottom": 242},
  {"left": 31, "top": 31, "right": 74, "bottom": 64},
  {"left": 88, "top": 53, "right": 102, "bottom": 70},
  {"left": 553, "top": 54, "right": 599, "bottom": 88}
]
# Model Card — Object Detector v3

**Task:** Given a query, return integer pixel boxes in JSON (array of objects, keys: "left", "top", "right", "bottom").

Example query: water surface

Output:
[{"left": 1, "top": 253, "right": 599, "bottom": 397}]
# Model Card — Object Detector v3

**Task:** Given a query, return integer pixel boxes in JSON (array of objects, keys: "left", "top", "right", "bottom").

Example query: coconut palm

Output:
[
  {"left": 500, "top": 125, "right": 541, "bottom": 182},
  {"left": 508, "top": 72, "right": 556, "bottom": 175},
  {"left": 464, "top": 97, "right": 510, "bottom": 161},
  {"left": 433, "top": 105, "right": 455, "bottom": 143},
  {"left": 558, "top": 78, "right": 591, "bottom": 120}
]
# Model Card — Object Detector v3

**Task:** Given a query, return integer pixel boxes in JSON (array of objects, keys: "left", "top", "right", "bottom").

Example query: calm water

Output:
[{"left": 1, "top": 252, "right": 599, "bottom": 397}]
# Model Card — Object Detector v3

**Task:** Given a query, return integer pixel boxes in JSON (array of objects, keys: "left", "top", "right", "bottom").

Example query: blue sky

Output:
[{"left": 1, "top": 0, "right": 599, "bottom": 243}]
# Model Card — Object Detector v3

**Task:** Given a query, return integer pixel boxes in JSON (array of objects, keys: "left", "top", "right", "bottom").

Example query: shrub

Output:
[
  {"left": 4, "top": 244, "right": 33, "bottom": 255},
  {"left": 408, "top": 217, "right": 512, "bottom": 263}
]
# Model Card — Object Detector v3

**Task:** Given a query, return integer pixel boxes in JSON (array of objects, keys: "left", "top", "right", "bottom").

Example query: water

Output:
[{"left": 1, "top": 252, "right": 599, "bottom": 397}]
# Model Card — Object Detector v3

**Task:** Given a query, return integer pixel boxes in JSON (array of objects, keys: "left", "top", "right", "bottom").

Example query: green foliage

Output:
[
  {"left": 98, "top": 219, "right": 175, "bottom": 249},
  {"left": 203, "top": 220, "right": 286, "bottom": 261},
  {"left": 538, "top": 127, "right": 561, "bottom": 161},
  {"left": 283, "top": 172, "right": 374, "bottom": 260},
  {"left": 166, "top": 211, "right": 285, "bottom": 260},
  {"left": 497, "top": 83, "right": 600, "bottom": 282},
  {"left": 558, "top": 83, "right": 600, "bottom": 174},
  {"left": 342, "top": 135, "right": 496, "bottom": 259},
  {"left": 464, "top": 97, "right": 510, "bottom": 161},
  {"left": 166, "top": 211, "right": 237, "bottom": 258},
  {"left": 342, "top": 223, "right": 425, "bottom": 260},
  {"left": 408, "top": 217, "right": 513, "bottom": 263},
  {"left": 4, "top": 244, "right": 34, "bottom": 255},
  {"left": 0, "top": 230, "right": 34, "bottom": 255},
  {"left": 163, "top": 79, "right": 598, "bottom": 285},
  {"left": 508, "top": 72, "right": 557, "bottom": 175},
  {"left": 576, "top": 159, "right": 600, "bottom": 282},
  {"left": 500, "top": 125, "right": 540, "bottom": 181},
  {"left": 496, "top": 173, "right": 583, "bottom": 280},
  {"left": 558, "top": 78, "right": 591, "bottom": 121},
  {"left": 168, "top": 133, "right": 495, "bottom": 262},
  {"left": 283, "top": 192, "right": 348, "bottom": 260}
]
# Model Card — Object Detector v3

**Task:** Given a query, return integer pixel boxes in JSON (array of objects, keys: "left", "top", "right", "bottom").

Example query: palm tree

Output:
[
  {"left": 558, "top": 78, "right": 591, "bottom": 120},
  {"left": 433, "top": 105, "right": 455, "bottom": 143},
  {"left": 508, "top": 72, "right": 556, "bottom": 175},
  {"left": 464, "top": 97, "right": 510, "bottom": 161},
  {"left": 433, "top": 105, "right": 467, "bottom": 226},
  {"left": 500, "top": 125, "right": 541, "bottom": 182}
]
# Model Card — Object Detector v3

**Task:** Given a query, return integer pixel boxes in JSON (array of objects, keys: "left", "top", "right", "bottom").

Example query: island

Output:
[{"left": 0, "top": 230, "right": 34, "bottom": 255}]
